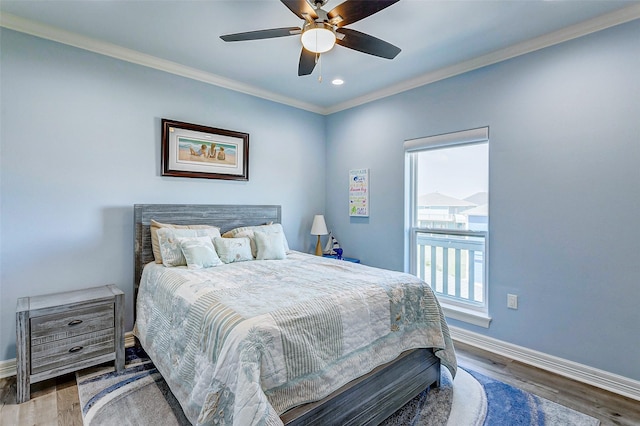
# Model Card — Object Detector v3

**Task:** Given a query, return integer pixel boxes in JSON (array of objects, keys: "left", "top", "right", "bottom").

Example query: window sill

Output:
[{"left": 441, "top": 303, "right": 491, "bottom": 328}]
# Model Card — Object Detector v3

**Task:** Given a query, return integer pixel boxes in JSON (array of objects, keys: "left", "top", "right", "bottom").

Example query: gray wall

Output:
[
  {"left": 0, "top": 29, "right": 326, "bottom": 360},
  {"left": 325, "top": 20, "right": 640, "bottom": 380}
]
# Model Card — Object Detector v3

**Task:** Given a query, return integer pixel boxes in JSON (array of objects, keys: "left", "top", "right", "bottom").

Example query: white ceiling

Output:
[{"left": 2, "top": 1, "right": 639, "bottom": 114}]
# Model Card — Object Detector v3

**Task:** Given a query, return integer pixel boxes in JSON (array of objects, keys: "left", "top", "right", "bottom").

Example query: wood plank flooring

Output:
[
  {"left": 0, "top": 372, "right": 81, "bottom": 426},
  {"left": 454, "top": 342, "right": 640, "bottom": 426},
  {"left": 1, "top": 342, "right": 638, "bottom": 425}
]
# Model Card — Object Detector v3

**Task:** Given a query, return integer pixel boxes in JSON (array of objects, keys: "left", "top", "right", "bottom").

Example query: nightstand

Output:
[
  {"left": 322, "top": 254, "right": 361, "bottom": 263},
  {"left": 16, "top": 284, "right": 124, "bottom": 403}
]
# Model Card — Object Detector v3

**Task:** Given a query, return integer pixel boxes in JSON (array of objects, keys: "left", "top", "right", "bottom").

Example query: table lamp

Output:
[{"left": 310, "top": 215, "right": 328, "bottom": 256}]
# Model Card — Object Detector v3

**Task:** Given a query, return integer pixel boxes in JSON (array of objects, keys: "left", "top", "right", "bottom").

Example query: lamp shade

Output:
[
  {"left": 310, "top": 215, "right": 328, "bottom": 235},
  {"left": 301, "top": 23, "right": 336, "bottom": 54}
]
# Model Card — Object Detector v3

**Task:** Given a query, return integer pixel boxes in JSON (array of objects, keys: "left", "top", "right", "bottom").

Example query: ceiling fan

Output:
[{"left": 220, "top": 0, "right": 401, "bottom": 76}]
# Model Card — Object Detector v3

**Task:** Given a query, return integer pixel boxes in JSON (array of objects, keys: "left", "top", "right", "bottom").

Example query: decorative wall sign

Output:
[
  {"left": 349, "top": 168, "right": 369, "bottom": 217},
  {"left": 161, "top": 119, "right": 249, "bottom": 181}
]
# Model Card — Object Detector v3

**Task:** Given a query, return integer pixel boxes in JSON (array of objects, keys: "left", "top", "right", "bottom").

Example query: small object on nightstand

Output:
[
  {"left": 334, "top": 247, "right": 343, "bottom": 260},
  {"left": 323, "top": 231, "right": 342, "bottom": 256},
  {"left": 322, "top": 253, "right": 360, "bottom": 263},
  {"left": 16, "top": 284, "right": 124, "bottom": 403}
]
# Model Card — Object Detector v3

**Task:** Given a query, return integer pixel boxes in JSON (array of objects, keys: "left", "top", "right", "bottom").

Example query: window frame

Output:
[{"left": 404, "top": 127, "right": 491, "bottom": 328}]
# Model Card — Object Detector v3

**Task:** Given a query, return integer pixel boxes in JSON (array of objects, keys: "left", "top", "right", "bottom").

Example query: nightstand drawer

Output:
[
  {"left": 31, "top": 328, "right": 115, "bottom": 374},
  {"left": 30, "top": 304, "right": 114, "bottom": 344},
  {"left": 16, "top": 284, "right": 125, "bottom": 403}
]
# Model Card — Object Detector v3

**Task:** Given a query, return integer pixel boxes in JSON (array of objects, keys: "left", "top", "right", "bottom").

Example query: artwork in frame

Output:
[
  {"left": 161, "top": 119, "right": 249, "bottom": 181},
  {"left": 349, "top": 168, "right": 369, "bottom": 217}
]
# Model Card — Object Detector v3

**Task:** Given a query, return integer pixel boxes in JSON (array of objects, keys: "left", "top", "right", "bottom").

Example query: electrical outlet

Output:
[{"left": 507, "top": 294, "right": 518, "bottom": 309}]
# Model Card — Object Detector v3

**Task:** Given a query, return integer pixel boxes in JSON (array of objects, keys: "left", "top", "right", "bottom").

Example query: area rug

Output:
[{"left": 76, "top": 347, "right": 599, "bottom": 426}]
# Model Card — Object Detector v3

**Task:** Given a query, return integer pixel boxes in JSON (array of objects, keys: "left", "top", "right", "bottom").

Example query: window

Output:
[{"left": 404, "top": 127, "right": 490, "bottom": 327}]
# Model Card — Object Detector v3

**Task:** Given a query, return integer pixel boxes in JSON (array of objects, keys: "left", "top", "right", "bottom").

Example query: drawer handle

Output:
[
  {"left": 68, "top": 319, "right": 83, "bottom": 326},
  {"left": 69, "top": 346, "right": 83, "bottom": 353}
]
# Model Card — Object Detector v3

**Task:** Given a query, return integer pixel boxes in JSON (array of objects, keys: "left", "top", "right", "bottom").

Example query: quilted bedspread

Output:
[{"left": 134, "top": 251, "right": 457, "bottom": 426}]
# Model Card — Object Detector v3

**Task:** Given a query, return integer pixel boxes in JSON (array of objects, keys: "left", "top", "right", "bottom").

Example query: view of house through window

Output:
[{"left": 405, "top": 128, "right": 489, "bottom": 322}]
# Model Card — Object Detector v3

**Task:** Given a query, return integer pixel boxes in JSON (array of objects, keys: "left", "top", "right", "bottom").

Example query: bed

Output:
[{"left": 133, "top": 204, "right": 457, "bottom": 425}]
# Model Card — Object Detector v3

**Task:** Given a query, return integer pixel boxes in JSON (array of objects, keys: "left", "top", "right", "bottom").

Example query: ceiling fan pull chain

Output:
[{"left": 314, "top": 52, "right": 322, "bottom": 83}]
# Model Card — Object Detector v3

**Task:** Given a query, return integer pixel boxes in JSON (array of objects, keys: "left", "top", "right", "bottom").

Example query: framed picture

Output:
[
  {"left": 161, "top": 119, "right": 249, "bottom": 181},
  {"left": 349, "top": 168, "right": 369, "bottom": 217}
]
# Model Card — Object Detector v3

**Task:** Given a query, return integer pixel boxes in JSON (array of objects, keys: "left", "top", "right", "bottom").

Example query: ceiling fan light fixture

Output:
[{"left": 301, "top": 22, "right": 336, "bottom": 54}]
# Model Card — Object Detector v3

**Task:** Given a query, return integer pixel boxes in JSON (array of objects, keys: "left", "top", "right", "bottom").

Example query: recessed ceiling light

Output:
[{"left": 332, "top": 78, "right": 344, "bottom": 86}]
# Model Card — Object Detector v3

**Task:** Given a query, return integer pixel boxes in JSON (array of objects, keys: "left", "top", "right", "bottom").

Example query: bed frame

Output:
[{"left": 133, "top": 204, "right": 441, "bottom": 425}]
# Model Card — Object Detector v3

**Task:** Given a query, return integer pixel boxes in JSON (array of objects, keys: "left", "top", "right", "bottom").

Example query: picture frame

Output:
[
  {"left": 349, "top": 168, "right": 369, "bottom": 217},
  {"left": 161, "top": 119, "right": 249, "bottom": 181}
]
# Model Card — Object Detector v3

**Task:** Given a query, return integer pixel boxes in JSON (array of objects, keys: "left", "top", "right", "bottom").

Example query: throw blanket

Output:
[{"left": 134, "top": 252, "right": 457, "bottom": 425}]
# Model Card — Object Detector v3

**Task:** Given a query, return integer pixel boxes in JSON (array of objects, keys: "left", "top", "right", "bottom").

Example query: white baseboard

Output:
[
  {"left": 0, "top": 358, "right": 16, "bottom": 379},
  {"left": 450, "top": 325, "right": 640, "bottom": 402},
  {"left": 125, "top": 331, "right": 136, "bottom": 348},
  {"left": 0, "top": 331, "right": 137, "bottom": 379}
]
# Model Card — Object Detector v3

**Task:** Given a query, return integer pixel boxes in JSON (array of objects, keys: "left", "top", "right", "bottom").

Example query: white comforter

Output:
[{"left": 134, "top": 251, "right": 457, "bottom": 425}]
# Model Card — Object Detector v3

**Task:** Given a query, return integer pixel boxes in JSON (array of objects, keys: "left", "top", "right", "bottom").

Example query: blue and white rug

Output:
[
  {"left": 76, "top": 347, "right": 599, "bottom": 425},
  {"left": 77, "top": 346, "right": 188, "bottom": 425},
  {"left": 381, "top": 365, "right": 600, "bottom": 426}
]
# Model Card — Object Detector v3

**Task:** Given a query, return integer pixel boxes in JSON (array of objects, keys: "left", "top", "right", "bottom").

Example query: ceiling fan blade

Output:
[
  {"left": 298, "top": 48, "right": 317, "bottom": 76},
  {"left": 220, "top": 27, "right": 301, "bottom": 42},
  {"left": 328, "top": 0, "right": 400, "bottom": 27},
  {"left": 336, "top": 28, "right": 400, "bottom": 59},
  {"left": 281, "top": 0, "right": 318, "bottom": 20}
]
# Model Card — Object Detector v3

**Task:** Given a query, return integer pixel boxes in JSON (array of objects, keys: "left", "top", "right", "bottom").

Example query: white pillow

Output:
[
  {"left": 179, "top": 236, "right": 223, "bottom": 269},
  {"left": 222, "top": 223, "right": 290, "bottom": 253},
  {"left": 254, "top": 231, "right": 286, "bottom": 260},
  {"left": 234, "top": 230, "right": 258, "bottom": 257},
  {"left": 157, "top": 228, "right": 221, "bottom": 267},
  {"left": 213, "top": 237, "right": 253, "bottom": 264},
  {"left": 150, "top": 219, "right": 220, "bottom": 264}
]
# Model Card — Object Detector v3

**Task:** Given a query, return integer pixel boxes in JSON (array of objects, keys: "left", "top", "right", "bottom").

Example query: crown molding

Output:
[
  {"left": 0, "top": 13, "right": 325, "bottom": 115},
  {"left": 325, "top": 3, "right": 640, "bottom": 114},
  {"left": 2, "top": 4, "right": 639, "bottom": 116}
]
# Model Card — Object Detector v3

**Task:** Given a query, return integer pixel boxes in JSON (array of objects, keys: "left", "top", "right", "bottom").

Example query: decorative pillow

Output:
[
  {"left": 234, "top": 230, "right": 258, "bottom": 257},
  {"left": 150, "top": 219, "right": 221, "bottom": 264},
  {"left": 157, "top": 228, "right": 221, "bottom": 267},
  {"left": 213, "top": 237, "right": 253, "bottom": 264},
  {"left": 254, "top": 230, "right": 286, "bottom": 260},
  {"left": 222, "top": 223, "right": 290, "bottom": 253},
  {"left": 179, "top": 236, "right": 223, "bottom": 269}
]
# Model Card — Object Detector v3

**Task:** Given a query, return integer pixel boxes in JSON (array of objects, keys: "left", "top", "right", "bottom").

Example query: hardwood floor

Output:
[
  {"left": 1, "top": 342, "right": 638, "bottom": 425},
  {"left": 0, "top": 372, "right": 81, "bottom": 426},
  {"left": 454, "top": 342, "right": 640, "bottom": 426}
]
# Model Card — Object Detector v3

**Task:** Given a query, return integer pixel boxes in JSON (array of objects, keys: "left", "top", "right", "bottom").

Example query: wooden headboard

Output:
[{"left": 133, "top": 204, "right": 282, "bottom": 300}]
